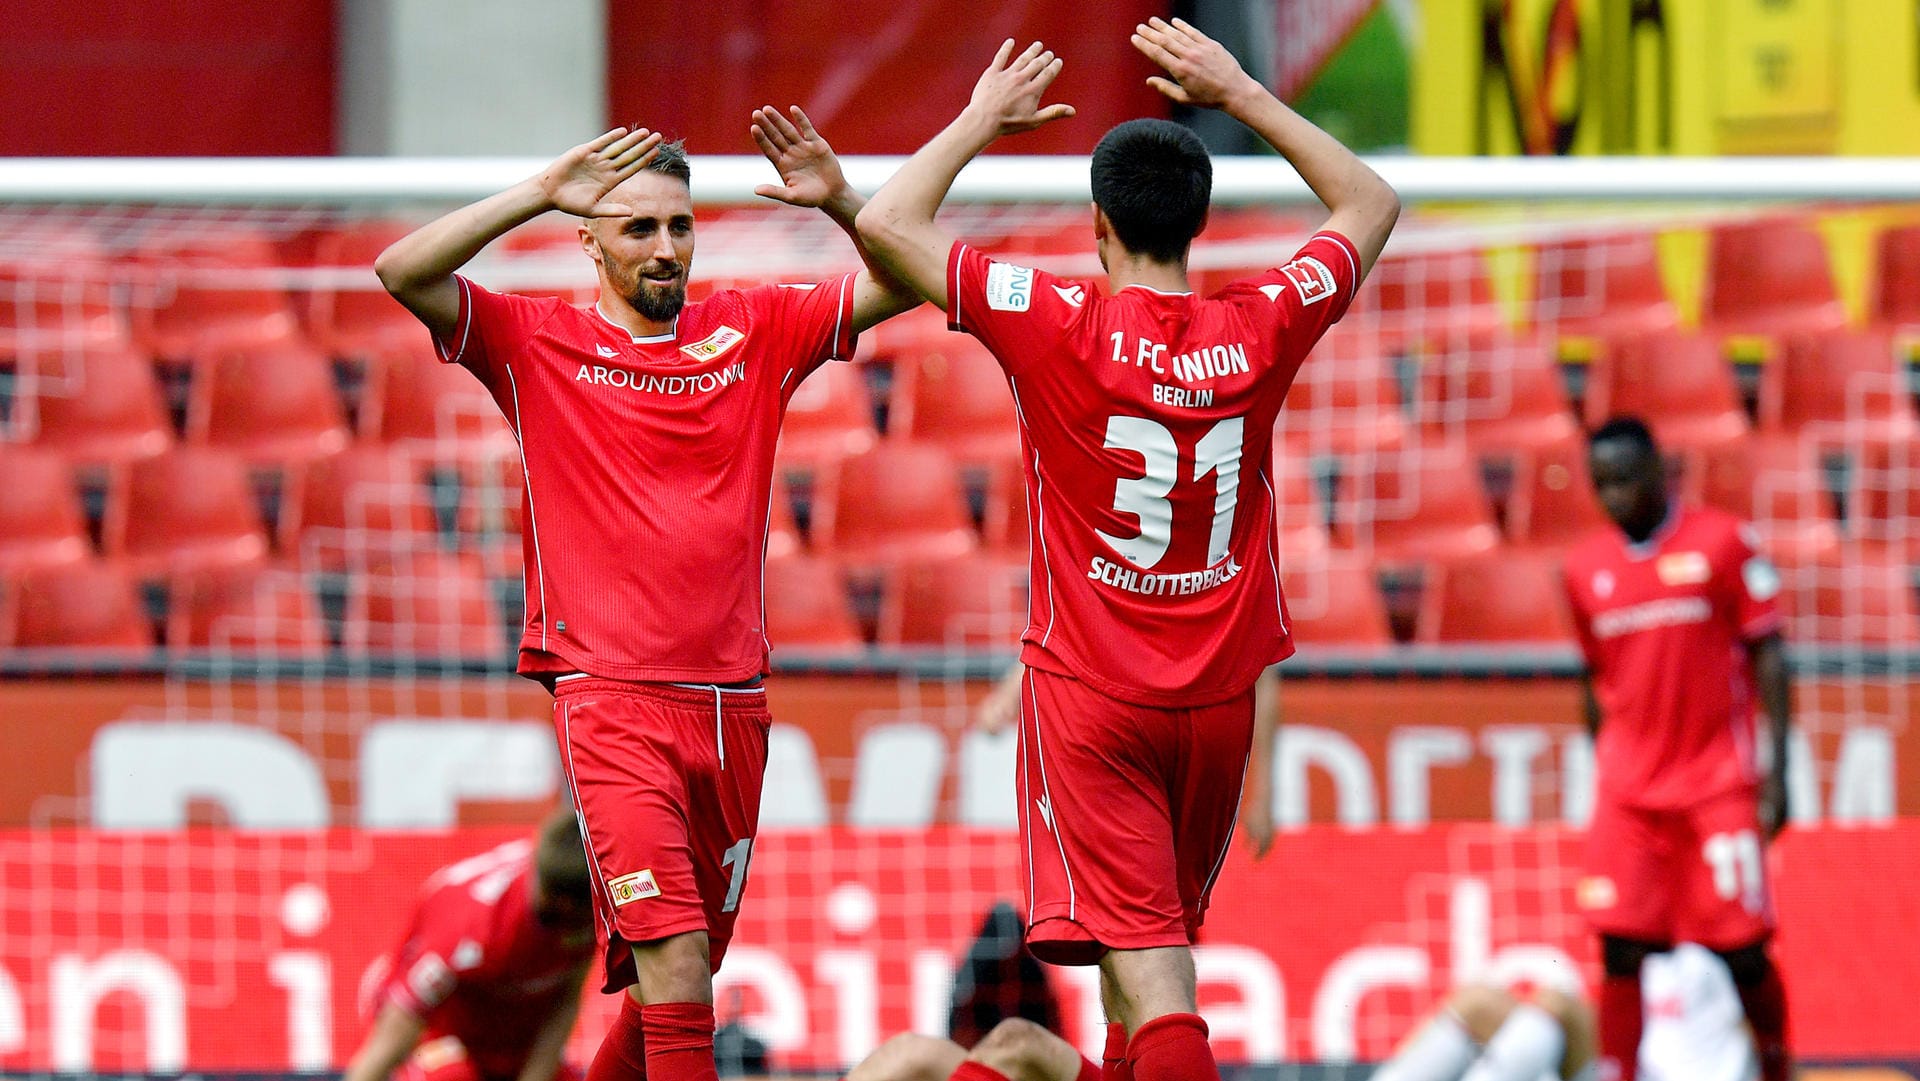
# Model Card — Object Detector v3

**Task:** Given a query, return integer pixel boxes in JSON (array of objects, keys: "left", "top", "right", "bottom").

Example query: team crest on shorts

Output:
[
  {"left": 680, "top": 325, "right": 745, "bottom": 361},
  {"left": 607, "top": 869, "right": 661, "bottom": 906}
]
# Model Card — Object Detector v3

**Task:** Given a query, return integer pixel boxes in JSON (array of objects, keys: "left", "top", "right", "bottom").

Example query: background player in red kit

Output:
[
  {"left": 374, "top": 112, "right": 920, "bottom": 1081},
  {"left": 857, "top": 20, "right": 1398, "bottom": 1081},
  {"left": 1560, "top": 417, "right": 1794, "bottom": 1081},
  {"left": 346, "top": 810, "right": 597, "bottom": 1081}
]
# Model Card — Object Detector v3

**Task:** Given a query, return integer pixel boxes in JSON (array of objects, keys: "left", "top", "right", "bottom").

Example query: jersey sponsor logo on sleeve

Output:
[
  {"left": 1742, "top": 555, "right": 1782, "bottom": 601},
  {"left": 1656, "top": 551, "right": 1712, "bottom": 586},
  {"left": 679, "top": 325, "right": 746, "bottom": 361},
  {"left": 1278, "top": 256, "right": 1339, "bottom": 306},
  {"left": 450, "top": 939, "right": 483, "bottom": 971},
  {"left": 406, "top": 953, "right": 457, "bottom": 1007},
  {"left": 1052, "top": 283, "right": 1086, "bottom": 307},
  {"left": 985, "top": 263, "right": 1036, "bottom": 312},
  {"left": 606, "top": 869, "right": 660, "bottom": 906}
]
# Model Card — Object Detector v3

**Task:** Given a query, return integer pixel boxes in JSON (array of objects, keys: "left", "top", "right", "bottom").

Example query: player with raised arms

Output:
[
  {"left": 374, "top": 110, "right": 921, "bottom": 1081},
  {"left": 1561, "top": 417, "right": 1793, "bottom": 1081},
  {"left": 856, "top": 19, "right": 1398, "bottom": 1081}
]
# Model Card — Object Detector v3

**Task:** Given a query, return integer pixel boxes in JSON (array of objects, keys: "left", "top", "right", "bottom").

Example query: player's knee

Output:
[
  {"left": 1713, "top": 940, "right": 1774, "bottom": 986},
  {"left": 628, "top": 931, "right": 711, "bottom": 1001},
  {"left": 1530, "top": 987, "right": 1585, "bottom": 1035},
  {"left": 848, "top": 1034, "right": 960, "bottom": 1081},
  {"left": 1600, "top": 934, "right": 1664, "bottom": 979},
  {"left": 1445, "top": 984, "right": 1516, "bottom": 1044},
  {"left": 971, "top": 1018, "right": 1075, "bottom": 1078}
]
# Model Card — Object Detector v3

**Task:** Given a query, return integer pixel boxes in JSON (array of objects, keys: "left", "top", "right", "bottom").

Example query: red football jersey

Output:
[
  {"left": 368, "top": 840, "right": 596, "bottom": 1078},
  {"left": 945, "top": 232, "right": 1361, "bottom": 706},
  {"left": 436, "top": 274, "right": 858, "bottom": 682},
  {"left": 1561, "top": 504, "right": 1784, "bottom": 808}
]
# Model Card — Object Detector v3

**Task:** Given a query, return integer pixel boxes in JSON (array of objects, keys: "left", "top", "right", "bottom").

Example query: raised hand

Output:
[
  {"left": 536, "top": 127, "right": 662, "bottom": 218},
  {"left": 966, "top": 40, "right": 1077, "bottom": 138},
  {"left": 1132, "top": 17, "right": 1264, "bottom": 110},
  {"left": 751, "top": 106, "right": 848, "bottom": 210}
]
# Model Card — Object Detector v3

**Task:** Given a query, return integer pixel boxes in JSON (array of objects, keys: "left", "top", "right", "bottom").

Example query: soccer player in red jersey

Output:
[
  {"left": 374, "top": 111, "right": 921, "bottom": 1081},
  {"left": 856, "top": 20, "right": 1398, "bottom": 1081},
  {"left": 347, "top": 811, "right": 597, "bottom": 1081},
  {"left": 1560, "top": 418, "right": 1793, "bottom": 1081}
]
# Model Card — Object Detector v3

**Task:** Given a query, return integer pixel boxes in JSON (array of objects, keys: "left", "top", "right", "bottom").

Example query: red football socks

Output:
[
  {"left": 641, "top": 1001, "right": 717, "bottom": 1081},
  {"left": 1102, "top": 1021, "right": 1131, "bottom": 1081},
  {"left": 1736, "top": 964, "right": 1792, "bottom": 1081},
  {"left": 585, "top": 993, "right": 648, "bottom": 1081},
  {"left": 1598, "top": 974, "right": 1643, "bottom": 1081},
  {"left": 1127, "top": 1013, "right": 1218, "bottom": 1081},
  {"left": 947, "top": 1063, "right": 1011, "bottom": 1081}
]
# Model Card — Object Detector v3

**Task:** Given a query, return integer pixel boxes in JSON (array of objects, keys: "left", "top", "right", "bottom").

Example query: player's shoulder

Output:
[{"left": 1679, "top": 504, "right": 1758, "bottom": 556}]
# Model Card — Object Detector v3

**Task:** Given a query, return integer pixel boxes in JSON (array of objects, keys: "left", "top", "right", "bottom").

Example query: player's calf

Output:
[{"left": 1714, "top": 940, "right": 1791, "bottom": 1081}]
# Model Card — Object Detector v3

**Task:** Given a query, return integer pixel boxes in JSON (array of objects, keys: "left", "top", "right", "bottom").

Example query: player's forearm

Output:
[
  {"left": 375, "top": 179, "right": 555, "bottom": 298},
  {"left": 343, "top": 1006, "right": 425, "bottom": 1081},
  {"left": 824, "top": 184, "right": 921, "bottom": 307},
  {"left": 1221, "top": 88, "right": 1399, "bottom": 273},
  {"left": 856, "top": 109, "right": 998, "bottom": 302}
]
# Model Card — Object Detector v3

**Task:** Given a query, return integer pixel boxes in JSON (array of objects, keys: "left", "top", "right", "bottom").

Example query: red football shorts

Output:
[
  {"left": 396, "top": 1035, "right": 584, "bottom": 1081},
  {"left": 552, "top": 678, "right": 771, "bottom": 992},
  {"left": 1018, "top": 666, "right": 1255, "bottom": 966},
  {"left": 1579, "top": 786, "right": 1775, "bottom": 949}
]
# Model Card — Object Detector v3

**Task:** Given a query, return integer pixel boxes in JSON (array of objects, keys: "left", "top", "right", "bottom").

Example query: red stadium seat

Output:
[
  {"left": 1505, "top": 436, "right": 1610, "bottom": 550},
  {"left": 188, "top": 339, "right": 351, "bottom": 464},
  {"left": 1415, "top": 552, "right": 1577, "bottom": 645},
  {"left": 1530, "top": 232, "right": 1679, "bottom": 343},
  {"left": 132, "top": 231, "right": 305, "bottom": 359},
  {"left": 858, "top": 302, "right": 950, "bottom": 360},
  {"left": 1362, "top": 248, "right": 1507, "bottom": 350},
  {"left": 367, "top": 343, "right": 516, "bottom": 455},
  {"left": 0, "top": 444, "right": 91, "bottom": 574},
  {"left": 1587, "top": 331, "right": 1750, "bottom": 451},
  {"left": 7, "top": 560, "right": 154, "bottom": 650},
  {"left": 288, "top": 447, "right": 439, "bottom": 569},
  {"left": 307, "top": 222, "right": 425, "bottom": 356},
  {"left": 1702, "top": 217, "right": 1847, "bottom": 339},
  {"left": 1872, "top": 223, "right": 1920, "bottom": 327},
  {"left": 1848, "top": 438, "right": 1920, "bottom": 561},
  {"left": 877, "top": 554, "right": 1027, "bottom": 648},
  {"left": 1278, "top": 550, "right": 1393, "bottom": 646},
  {"left": 813, "top": 442, "right": 976, "bottom": 567},
  {"left": 1761, "top": 330, "right": 1920, "bottom": 444},
  {"left": 1776, "top": 546, "right": 1920, "bottom": 647},
  {"left": 763, "top": 553, "right": 862, "bottom": 649},
  {"left": 1679, "top": 436, "right": 1839, "bottom": 564},
  {"left": 1336, "top": 443, "right": 1502, "bottom": 565},
  {"left": 981, "top": 454, "right": 1030, "bottom": 557},
  {"left": 0, "top": 234, "right": 125, "bottom": 354},
  {"left": 107, "top": 447, "right": 271, "bottom": 579},
  {"left": 1271, "top": 448, "right": 1331, "bottom": 558},
  {"left": 167, "top": 566, "right": 327, "bottom": 655},
  {"left": 889, "top": 344, "right": 1017, "bottom": 467},
  {"left": 22, "top": 345, "right": 172, "bottom": 465},
  {"left": 1277, "top": 328, "right": 1409, "bottom": 456},
  {"left": 1415, "top": 330, "right": 1581, "bottom": 455},
  {"left": 342, "top": 550, "right": 503, "bottom": 657},
  {"left": 775, "top": 360, "right": 877, "bottom": 474}
]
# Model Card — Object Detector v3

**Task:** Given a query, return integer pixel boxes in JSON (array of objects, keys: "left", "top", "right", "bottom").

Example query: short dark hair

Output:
[
  {"left": 1589, "top": 416, "right": 1660, "bottom": 458},
  {"left": 1090, "top": 119, "right": 1212, "bottom": 263},
  {"left": 534, "top": 808, "right": 592, "bottom": 903},
  {"left": 645, "top": 138, "right": 691, "bottom": 186}
]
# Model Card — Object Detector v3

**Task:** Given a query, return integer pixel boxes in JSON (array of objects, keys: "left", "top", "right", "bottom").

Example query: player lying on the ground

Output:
[
  {"left": 345, "top": 810, "right": 597, "bottom": 1081},
  {"left": 375, "top": 103, "right": 921, "bottom": 1081},
  {"left": 858, "top": 19, "right": 1397, "bottom": 1081},
  {"left": 1561, "top": 418, "right": 1793, "bottom": 1081},
  {"left": 843, "top": 1018, "right": 1094, "bottom": 1081},
  {"left": 1371, "top": 944, "right": 1757, "bottom": 1081}
]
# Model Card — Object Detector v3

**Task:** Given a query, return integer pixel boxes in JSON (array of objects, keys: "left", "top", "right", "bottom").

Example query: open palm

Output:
[
  {"left": 539, "top": 127, "right": 662, "bottom": 217},
  {"left": 752, "top": 106, "right": 845, "bottom": 208}
]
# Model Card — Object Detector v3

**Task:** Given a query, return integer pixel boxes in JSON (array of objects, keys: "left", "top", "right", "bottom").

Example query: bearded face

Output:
[{"left": 585, "top": 171, "right": 696, "bottom": 324}]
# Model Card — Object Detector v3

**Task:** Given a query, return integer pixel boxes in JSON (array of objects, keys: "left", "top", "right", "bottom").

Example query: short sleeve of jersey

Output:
[
  {"left": 741, "top": 273, "right": 861, "bottom": 386},
  {"left": 944, "top": 242, "right": 1074, "bottom": 376},
  {"left": 1561, "top": 559, "right": 1602, "bottom": 667},
  {"left": 1719, "top": 523, "right": 1784, "bottom": 641},
  {"left": 433, "top": 275, "right": 561, "bottom": 387},
  {"left": 382, "top": 901, "right": 472, "bottom": 1018},
  {"left": 1219, "top": 231, "right": 1362, "bottom": 348}
]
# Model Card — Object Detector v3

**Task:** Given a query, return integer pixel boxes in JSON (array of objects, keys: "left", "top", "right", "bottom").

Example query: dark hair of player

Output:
[
  {"left": 644, "top": 138, "right": 692, "bottom": 187},
  {"left": 1090, "top": 119, "right": 1213, "bottom": 264},
  {"left": 1589, "top": 415, "right": 1660, "bottom": 459},
  {"left": 533, "top": 808, "right": 593, "bottom": 904}
]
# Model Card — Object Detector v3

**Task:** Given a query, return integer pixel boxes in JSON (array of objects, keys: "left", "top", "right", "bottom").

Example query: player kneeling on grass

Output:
[
  {"left": 857, "top": 19, "right": 1397, "bottom": 1081},
  {"left": 347, "top": 810, "right": 597, "bottom": 1081}
]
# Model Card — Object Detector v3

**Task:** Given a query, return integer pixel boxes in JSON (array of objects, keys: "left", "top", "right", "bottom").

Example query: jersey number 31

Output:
[{"left": 1098, "top": 415, "right": 1244, "bottom": 571}]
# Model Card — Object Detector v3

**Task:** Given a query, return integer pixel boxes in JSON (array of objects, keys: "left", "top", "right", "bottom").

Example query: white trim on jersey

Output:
[
  {"left": 504, "top": 364, "right": 549, "bottom": 653},
  {"left": 438, "top": 276, "right": 477, "bottom": 364},
  {"left": 1022, "top": 669, "right": 1078, "bottom": 922},
  {"left": 594, "top": 302, "right": 676, "bottom": 344},
  {"left": 1259, "top": 471, "right": 1290, "bottom": 637},
  {"left": 1312, "top": 231, "right": 1361, "bottom": 293},
  {"left": 1006, "top": 379, "right": 1059, "bottom": 649}
]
